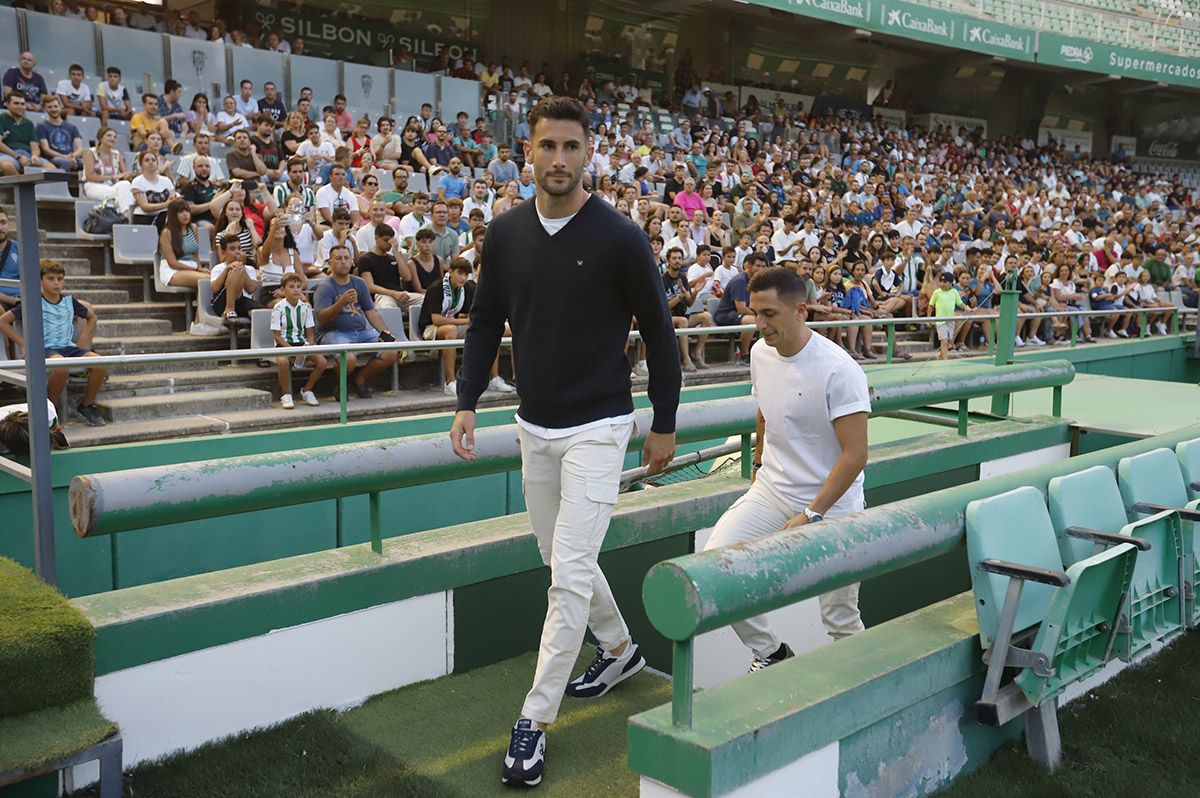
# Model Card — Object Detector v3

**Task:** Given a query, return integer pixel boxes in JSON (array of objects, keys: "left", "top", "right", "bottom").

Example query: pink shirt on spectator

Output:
[
  {"left": 335, "top": 109, "right": 354, "bottom": 132},
  {"left": 674, "top": 190, "right": 706, "bottom": 218}
]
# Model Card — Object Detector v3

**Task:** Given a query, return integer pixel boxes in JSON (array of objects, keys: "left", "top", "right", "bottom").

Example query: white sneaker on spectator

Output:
[
  {"left": 1115, "top": 328, "right": 1130, "bottom": 338},
  {"left": 189, "top": 321, "right": 224, "bottom": 337},
  {"left": 1014, "top": 336, "right": 1025, "bottom": 348},
  {"left": 443, "top": 380, "right": 457, "bottom": 397},
  {"left": 301, "top": 390, "right": 319, "bottom": 406},
  {"left": 1028, "top": 336, "right": 1046, "bottom": 346},
  {"left": 489, "top": 376, "right": 516, "bottom": 393},
  {"left": 1105, "top": 330, "right": 1118, "bottom": 339},
  {"left": 1156, "top": 322, "right": 1168, "bottom": 335},
  {"left": 280, "top": 394, "right": 295, "bottom": 409}
]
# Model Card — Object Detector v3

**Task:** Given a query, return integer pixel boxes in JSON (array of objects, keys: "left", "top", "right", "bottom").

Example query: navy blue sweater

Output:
[{"left": 457, "top": 195, "right": 682, "bottom": 433}]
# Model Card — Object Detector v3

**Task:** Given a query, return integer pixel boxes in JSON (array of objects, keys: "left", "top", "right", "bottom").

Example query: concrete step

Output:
[
  {"left": 55, "top": 415, "right": 230, "bottom": 448},
  {"left": 93, "top": 365, "right": 276, "bottom": 399},
  {"left": 97, "top": 387, "right": 274, "bottom": 422},
  {"left": 65, "top": 275, "right": 146, "bottom": 302},
  {"left": 95, "top": 317, "right": 175, "bottom": 337},
  {"left": 98, "top": 301, "right": 190, "bottom": 328},
  {"left": 38, "top": 240, "right": 108, "bottom": 262},
  {"left": 70, "top": 288, "right": 131, "bottom": 305},
  {"left": 94, "top": 331, "right": 228, "bottom": 356}
]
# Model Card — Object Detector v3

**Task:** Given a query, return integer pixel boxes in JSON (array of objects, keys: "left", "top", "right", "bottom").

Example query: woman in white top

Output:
[
  {"left": 130, "top": 150, "right": 177, "bottom": 225},
  {"left": 1049, "top": 262, "right": 1094, "bottom": 342},
  {"left": 185, "top": 93, "right": 218, "bottom": 139},
  {"left": 256, "top": 214, "right": 304, "bottom": 307},
  {"left": 280, "top": 194, "right": 320, "bottom": 277},
  {"left": 81, "top": 126, "right": 135, "bottom": 213},
  {"left": 492, "top": 180, "right": 520, "bottom": 217},
  {"left": 319, "top": 112, "right": 343, "bottom": 149},
  {"left": 158, "top": 198, "right": 208, "bottom": 288}
]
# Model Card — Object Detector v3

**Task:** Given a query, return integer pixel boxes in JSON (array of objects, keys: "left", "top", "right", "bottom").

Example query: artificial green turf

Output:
[
  {"left": 100, "top": 650, "right": 670, "bottom": 798},
  {"left": 0, "top": 557, "right": 94, "bottom": 720},
  {"left": 0, "top": 698, "right": 117, "bottom": 774},
  {"left": 936, "top": 629, "right": 1200, "bottom": 797}
]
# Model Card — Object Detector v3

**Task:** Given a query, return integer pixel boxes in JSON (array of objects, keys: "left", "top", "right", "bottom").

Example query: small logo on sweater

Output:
[{"left": 577, "top": 259, "right": 584, "bottom": 267}]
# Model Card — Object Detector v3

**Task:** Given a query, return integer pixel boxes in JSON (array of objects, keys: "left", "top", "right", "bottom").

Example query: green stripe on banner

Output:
[{"left": 1037, "top": 32, "right": 1200, "bottom": 89}]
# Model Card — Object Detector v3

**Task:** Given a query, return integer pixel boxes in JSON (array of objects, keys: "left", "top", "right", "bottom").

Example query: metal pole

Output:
[
  {"left": 991, "top": 271, "right": 1021, "bottom": 416},
  {"left": 671, "top": 639, "right": 694, "bottom": 728},
  {"left": 3, "top": 172, "right": 69, "bottom": 584}
]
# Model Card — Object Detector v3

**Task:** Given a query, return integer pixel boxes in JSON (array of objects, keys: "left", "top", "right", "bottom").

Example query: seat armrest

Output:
[
  {"left": 1189, "top": 481, "right": 1199, "bottom": 492},
  {"left": 1065, "top": 525, "right": 1151, "bottom": 551},
  {"left": 1132, "top": 502, "right": 1200, "bottom": 522},
  {"left": 978, "top": 558, "right": 1069, "bottom": 587}
]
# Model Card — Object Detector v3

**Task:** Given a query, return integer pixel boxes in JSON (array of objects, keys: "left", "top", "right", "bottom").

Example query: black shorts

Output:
[
  {"left": 714, "top": 310, "right": 743, "bottom": 327},
  {"left": 46, "top": 346, "right": 90, "bottom": 358},
  {"left": 211, "top": 288, "right": 262, "bottom": 319}
]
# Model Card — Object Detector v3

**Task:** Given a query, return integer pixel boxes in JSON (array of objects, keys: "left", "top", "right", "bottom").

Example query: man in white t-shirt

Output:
[
  {"left": 314, "top": 165, "right": 360, "bottom": 227},
  {"left": 770, "top": 214, "right": 804, "bottom": 264},
  {"left": 703, "top": 266, "right": 870, "bottom": 672}
]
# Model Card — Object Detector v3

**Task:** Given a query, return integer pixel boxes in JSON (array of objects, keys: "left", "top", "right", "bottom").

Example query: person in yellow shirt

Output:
[
  {"left": 130, "top": 93, "right": 179, "bottom": 155},
  {"left": 479, "top": 62, "right": 501, "bottom": 100},
  {"left": 929, "top": 271, "right": 973, "bottom": 360}
]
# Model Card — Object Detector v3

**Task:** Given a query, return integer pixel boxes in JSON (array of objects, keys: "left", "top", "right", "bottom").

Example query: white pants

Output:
[
  {"left": 518, "top": 422, "right": 634, "bottom": 725},
  {"left": 83, "top": 180, "right": 134, "bottom": 214},
  {"left": 703, "top": 479, "right": 864, "bottom": 657}
]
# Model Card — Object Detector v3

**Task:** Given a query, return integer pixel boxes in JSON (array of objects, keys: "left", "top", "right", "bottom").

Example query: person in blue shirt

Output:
[
  {"left": 0, "top": 208, "right": 19, "bottom": 308},
  {"left": 714, "top": 252, "right": 765, "bottom": 364},
  {"left": 35, "top": 97, "right": 83, "bottom": 171},
  {"left": 437, "top": 158, "right": 469, "bottom": 201}
]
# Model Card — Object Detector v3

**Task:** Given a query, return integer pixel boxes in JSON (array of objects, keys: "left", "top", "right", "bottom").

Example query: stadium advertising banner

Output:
[
  {"left": 1134, "top": 138, "right": 1200, "bottom": 161},
  {"left": 253, "top": 8, "right": 478, "bottom": 65},
  {"left": 761, "top": 0, "right": 1034, "bottom": 62},
  {"left": 1037, "top": 33, "right": 1200, "bottom": 89}
]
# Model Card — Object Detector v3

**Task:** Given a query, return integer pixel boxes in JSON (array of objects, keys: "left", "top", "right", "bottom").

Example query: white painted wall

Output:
[
  {"left": 640, "top": 741, "right": 839, "bottom": 798},
  {"left": 978, "top": 443, "right": 1071, "bottom": 480},
  {"left": 76, "top": 590, "right": 452, "bottom": 781}
]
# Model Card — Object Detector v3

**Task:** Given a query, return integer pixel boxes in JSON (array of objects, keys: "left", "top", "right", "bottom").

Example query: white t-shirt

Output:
[
  {"left": 751, "top": 333, "right": 870, "bottom": 515},
  {"left": 714, "top": 263, "right": 740, "bottom": 289},
  {"left": 314, "top": 184, "right": 358, "bottom": 216},
  {"left": 462, "top": 196, "right": 494, "bottom": 223},
  {"left": 209, "top": 260, "right": 259, "bottom": 299},
  {"left": 0, "top": 399, "right": 58, "bottom": 428},
  {"left": 516, "top": 204, "right": 636, "bottom": 439},
  {"left": 55, "top": 79, "right": 92, "bottom": 108},
  {"left": 216, "top": 110, "right": 250, "bottom": 135},
  {"left": 687, "top": 262, "right": 715, "bottom": 296},
  {"left": 771, "top": 229, "right": 802, "bottom": 260}
]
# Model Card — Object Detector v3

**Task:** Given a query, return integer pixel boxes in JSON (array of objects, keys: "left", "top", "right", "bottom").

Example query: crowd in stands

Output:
[{"left": 1, "top": 8, "right": 1200, "bottom": 417}]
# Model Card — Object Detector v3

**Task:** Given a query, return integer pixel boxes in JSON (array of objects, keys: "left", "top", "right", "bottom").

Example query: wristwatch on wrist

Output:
[{"left": 802, "top": 507, "right": 824, "bottom": 523}]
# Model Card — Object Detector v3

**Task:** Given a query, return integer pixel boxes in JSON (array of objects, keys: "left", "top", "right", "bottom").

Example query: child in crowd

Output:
[
  {"left": 270, "top": 273, "right": 327, "bottom": 409},
  {"left": 0, "top": 260, "right": 106, "bottom": 426},
  {"left": 929, "top": 271, "right": 971, "bottom": 360},
  {"left": 0, "top": 398, "right": 69, "bottom": 456},
  {"left": 1087, "top": 272, "right": 1120, "bottom": 338}
]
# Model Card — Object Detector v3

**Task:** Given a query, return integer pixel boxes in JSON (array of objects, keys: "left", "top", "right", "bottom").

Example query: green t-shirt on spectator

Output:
[
  {"left": 379, "top": 189, "right": 413, "bottom": 206},
  {"left": 1143, "top": 257, "right": 1172, "bottom": 287},
  {"left": 931, "top": 286, "right": 966, "bottom": 318},
  {"left": 0, "top": 112, "right": 37, "bottom": 154}
]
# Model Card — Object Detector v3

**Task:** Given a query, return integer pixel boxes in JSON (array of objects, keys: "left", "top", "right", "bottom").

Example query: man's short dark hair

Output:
[
  {"left": 331, "top": 209, "right": 352, "bottom": 223},
  {"left": 415, "top": 228, "right": 436, "bottom": 242},
  {"left": 106, "top": 66, "right": 121, "bottom": 76},
  {"left": 527, "top": 96, "right": 590, "bottom": 139},
  {"left": 375, "top": 224, "right": 394, "bottom": 239},
  {"left": 746, "top": 252, "right": 769, "bottom": 268},
  {"left": 449, "top": 257, "right": 472, "bottom": 275},
  {"left": 69, "top": 63, "right": 84, "bottom": 73},
  {"left": 164, "top": 79, "right": 181, "bottom": 93},
  {"left": 749, "top": 266, "right": 808, "bottom": 302}
]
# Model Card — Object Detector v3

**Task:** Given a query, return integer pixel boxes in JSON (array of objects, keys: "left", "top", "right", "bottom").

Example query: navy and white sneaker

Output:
[
  {"left": 502, "top": 719, "right": 545, "bottom": 787},
  {"left": 749, "top": 642, "right": 794, "bottom": 673},
  {"left": 566, "top": 641, "right": 646, "bottom": 698}
]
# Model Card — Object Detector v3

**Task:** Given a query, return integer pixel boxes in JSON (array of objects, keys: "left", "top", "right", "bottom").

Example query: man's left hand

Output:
[
  {"left": 782, "top": 513, "right": 811, "bottom": 530},
  {"left": 642, "top": 431, "right": 676, "bottom": 475}
]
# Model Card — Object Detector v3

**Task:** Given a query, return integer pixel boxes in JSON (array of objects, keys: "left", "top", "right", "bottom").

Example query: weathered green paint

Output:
[
  {"left": 642, "top": 424, "right": 1200, "bottom": 642},
  {"left": 990, "top": 283, "right": 1020, "bottom": 416},
  {"left": 627, "top": 594, "right": 992, "bottom": 797},
  {"left": 75, "top": 420, "right": 1069, "bottom": 676},
  {"left": 672, "top": 639, "right": 694, "bottom": 727}
]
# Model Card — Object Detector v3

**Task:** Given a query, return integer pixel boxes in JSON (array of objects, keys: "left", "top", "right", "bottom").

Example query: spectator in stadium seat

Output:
[
  {"left": 258, "top": 82, "right": 287, "bottom": 127},
  {"left": 673, "top": 176, "right": 706, "bottom": 218},
  {"left": 178, "top": 155, "right": 227, "bottom": 230},
  {"left": 226, "top": 129, "right": 270, "bottom": 183},
  {"left": 129, "top": 150, "right": 177, "bottom": 225},
  {"left": 158, "top": 197, "right": 210, "bottom": 292},
  {"left": 398, "top": 123, "right": 435, "bottom": 175},
  {"left": 297, "top": 124, "right": 335, "bottom": 184},
  {"left": 55, "top": 64, "right": 94, "bottom": 117},
  {"left": 462, "top": 178, "right": 495, "bottom": 223},
  {"left": 0, "top": 209, "right": 20, "bottom": 309},
  {"left": 176, "top": 131, "right": 228, "bottom": 183},
  {"left": 0, "top": 94, "right": 49, "bottom": 176},
  {"left": 332, "top": 95, "right": 353, "bottom": 136},
  {"left": 269, "top": 156, "right": 314, "bottom": 215},
  {"left": 424, "top": 123, "right": 456, "bottom": 168},
  {"left": 36, "top": 97, "right": 83, "bottom": 172},
  {"left": 318, "top": 112, "right": 343, "bottom": 150},
  {"left": 437, "top": 157, "right": 468, "bottom": 201},
  {"left": 250, "top": 115, "right": 284, "bottom": 181},
  {"left": 216, "top": 197, "right": 262, "bottom": 267},
  {"left": 96, "top": 67, "right": 131, "bottom": 126},
  {"left": 0, "top": 260, "right": 105, "bottom": 426},
  {"left": 487, "top": 143, "right": 519, "bottom": 184},
  {"left": 418, "top": 257, "right": 511, "bottom": 396},
  {"left": 370, "top": 117, "right": 402, "bottom": 168},
  {"left": 314, "top": 244, "right": 399, "bottom": 399},
  {"left": 279, "top": 112, "right": 308, "bottom": 157},
  {"left": 271, "top": 273, "right": 325, "bottom": 409},
  {"left": 183, "top": 93, "right": 217, "bottom": 140},
  {"left": 257, "top": 214, "right": 305, "bottom": 307},
  {"left": 81, "top": 126, "right": 134, "bottom": 211},
  {"left": 315, "top": 165, "right": 360, "bottom": 227},
  {"left": 131, "top": 94, "right": 180, "bottom": 155},
  {"left": 315, "top": 209, "right": 357, "bottom": 271},
  {"left": 209, "top": 235, "right": 261, "bottom": 324},
  {"left": 359, "top": 225, "right": 419, "bottom": 313},
  {"left": 425, "top": 200, "right": 461, "bottom": 263},
  {"left": 353, "top": 198, "right": 398, "bottom": 255},
  {"left": 2, "top": 52, "right": 47, "bottom": 112},
  {"left": 214, "top": 95, "right": 250, "bottom": 143},
  {"left": 158, "top": 80, "right": 187, "bottom": 142}
]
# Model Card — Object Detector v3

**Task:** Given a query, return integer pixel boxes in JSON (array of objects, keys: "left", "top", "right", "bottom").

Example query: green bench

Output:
[{"left": 0, "top": 558, "right": 121, "bottom": 797}]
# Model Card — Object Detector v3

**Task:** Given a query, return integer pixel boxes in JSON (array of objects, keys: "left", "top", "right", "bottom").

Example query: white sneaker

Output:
[
  {"left": 1156, "top": 322, "right": 1169, "bottom": 335},
  {"left": 443, "top": 380, "right": 457, "bottom": 397},
  {"left": 301, "top": 390, "right": 319, "bottom": 406},
  {"left": 1116, "top": 328, "right": 1130, "bottom": 338},
  {"left": 1014, "top": 336, "right": 1024, "bottom": 348},
  {"left": 1105, "top": 329, "right": 1118, "bottom": 339},
  {"left": 280, "top": 394, "right": 294, "bottom": 409},
  {"left": 488, "top": 376, "right": 516, "bottom": 393},
  {"left": 189, "top": 321, "right": 224, "bottom": 337},
  {"left": 1028, "top": 336, "right": 1046, "bottom": 346}
]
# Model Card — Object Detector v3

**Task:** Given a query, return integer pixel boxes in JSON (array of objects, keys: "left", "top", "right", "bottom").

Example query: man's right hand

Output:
[
  {"left": 449, "top": 410, "right": 476, "bottom": 461},
  {"left": 340, "top": 289, "right": 358, "bottom": 306}
]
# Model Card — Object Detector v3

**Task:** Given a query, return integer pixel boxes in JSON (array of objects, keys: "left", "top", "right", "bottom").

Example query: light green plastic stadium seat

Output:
[
  {"left": 1178, "top": 439, "right": 1200, "bottom": 502},
  {"left": 966, "top": 486, "right": 1137, "bottom": 769},
  {"left": 1048, "top": 466, "right": 1185, "bottom": 660},
  {"left": 1118, "top": 448, "right": 1200, "bottom": 623}
]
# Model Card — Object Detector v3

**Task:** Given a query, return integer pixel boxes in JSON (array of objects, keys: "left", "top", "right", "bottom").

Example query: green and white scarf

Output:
[{"left": 441, "top": 274, "right": 465, "bottom": 317}]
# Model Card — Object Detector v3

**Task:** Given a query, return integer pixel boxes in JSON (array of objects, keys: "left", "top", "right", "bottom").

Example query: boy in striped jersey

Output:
[
  {"left": 270, "top": 273, "right": 327, "bottom": 409},
  {"left": 0, "top": 260, "right": 106, "bottom": 426}
]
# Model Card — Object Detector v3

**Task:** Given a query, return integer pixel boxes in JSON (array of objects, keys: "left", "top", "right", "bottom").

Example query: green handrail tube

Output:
[
  {"left": 68, "top": 360, "right": 1075, "bottom": 538},
  {"left": 642, "top": 423, "right": 1200, "bottom": 642}
]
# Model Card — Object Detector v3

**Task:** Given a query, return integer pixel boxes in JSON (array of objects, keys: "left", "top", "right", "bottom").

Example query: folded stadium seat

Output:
[
  {"left": 74, "top": 115, "right": 101, "bottom": 147},
  {"left": 111, "top": 224, "right": 159, "bottom": 305},
  {"left": 1178, "top": 439, "right": 1200, "bottom": 501},
  {"left": 196, "top": 278, "right": 247, "bottom": 351},
  {"left": 376, "top": 171, "right": 395, "bottom": 192},
  {"left": 24, "top": 167, "right": 76, "bottom": 202},
  {"left": 68, "top": 200, "right": 113, "bottom": 275},
  {"left": 373, "top": 306, "right": 408, "bottom": 392},
  {"left": 152, "top": 253, "right": 195, "bottom": 329},
  {"left": 408, "top": 172, "right": 428, "bottom": 194},
  {"left": 1048, "top": 466, "right": 1185, "bottom": 659},
  {"left": 1118, "top": 448, "right": 1200, "bottom": 623},
  {"left": 966, "top": 486, "right": 1137, "bottom": 768}
]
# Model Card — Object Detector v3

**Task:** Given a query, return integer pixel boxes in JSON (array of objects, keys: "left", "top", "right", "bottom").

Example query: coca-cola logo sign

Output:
[{"left": 1147, "top": 140, "right": 1179, "bottom": 158}]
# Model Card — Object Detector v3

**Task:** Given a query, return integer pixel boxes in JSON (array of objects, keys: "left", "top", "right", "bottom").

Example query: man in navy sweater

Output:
[{"left": 450, "top": 96, "right": 681, "bottom": 788}]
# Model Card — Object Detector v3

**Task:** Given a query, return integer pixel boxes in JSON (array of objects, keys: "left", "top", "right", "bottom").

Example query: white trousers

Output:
[
  {"left": 518, "top": 422, "right": 633, "bottom": 725},
  {"left": 703, "top": 479, "right": 864, "bottom": 658}
]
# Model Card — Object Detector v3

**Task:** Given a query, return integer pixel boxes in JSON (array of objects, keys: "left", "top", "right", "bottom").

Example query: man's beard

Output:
[{"left": 535, "top": 166, "right": 583, "bottom": 197}]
